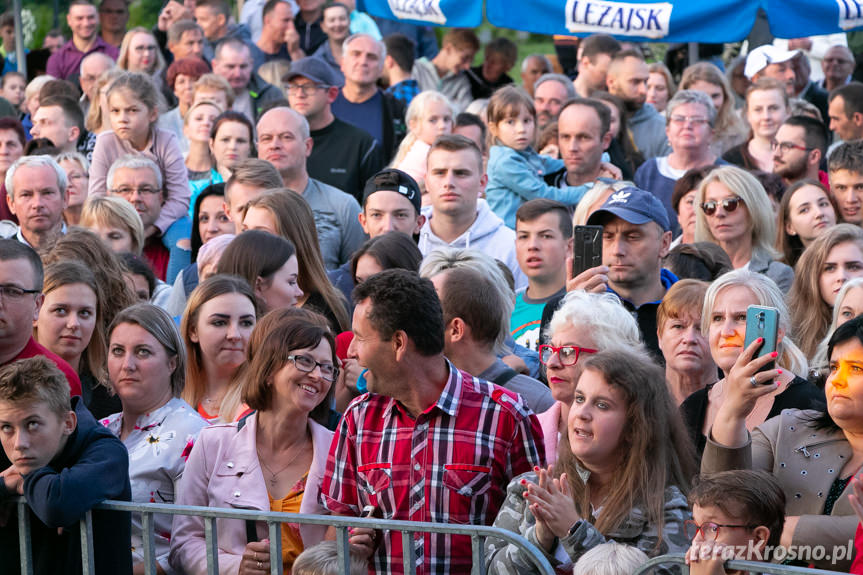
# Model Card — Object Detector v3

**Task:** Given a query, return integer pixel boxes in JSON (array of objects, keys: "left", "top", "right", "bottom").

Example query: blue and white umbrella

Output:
[{"left": 359, "top": 0, "right": 863, "bottom": 42}]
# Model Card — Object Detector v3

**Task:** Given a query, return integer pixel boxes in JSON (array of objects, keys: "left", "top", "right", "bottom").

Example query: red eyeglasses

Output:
[{"left": 538, "top": 345, "right": 598, "bottom": 366}]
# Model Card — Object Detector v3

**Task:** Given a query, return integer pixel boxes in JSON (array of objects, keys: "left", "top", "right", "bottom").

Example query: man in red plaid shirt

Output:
[{"left": 321, "top": 269, "right": 545, "bottom": 575}]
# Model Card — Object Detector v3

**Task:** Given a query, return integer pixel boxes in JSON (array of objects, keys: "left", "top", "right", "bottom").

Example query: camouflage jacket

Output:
[{"left": 485, "top": 471, "right": 691, "bottom": 575}]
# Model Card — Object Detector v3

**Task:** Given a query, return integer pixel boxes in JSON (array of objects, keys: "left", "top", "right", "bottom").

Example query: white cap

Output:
[{"left": 744, "top": 45, "right": 800, "bottom": 79}]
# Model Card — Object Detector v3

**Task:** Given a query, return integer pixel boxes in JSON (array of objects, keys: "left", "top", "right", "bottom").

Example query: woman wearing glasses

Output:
[
  {"left": 694, "top": 165, "right": 794, "bottom": 293},
  {"left": 681, "top": 269, "right": 822, "bottom": 459},
  {"left": 535, "top": 290, "right": 644, "bottom": 466},
  {"left": 788, "top": 225, "right": 863, "bottom": 361},
  {"left": 171, "top": 308, "right": 335, "bottom": 575},
  {"left": 700, "top": 316, "right": 863, "bottom": 572},
  {"left": 487, "top": 347, "right": 696, "bottom": 574}
]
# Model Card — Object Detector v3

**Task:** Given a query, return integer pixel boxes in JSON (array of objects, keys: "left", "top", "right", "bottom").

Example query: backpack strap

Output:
[{"left": 491, "top": 368, "right": 519, "bottom": 387}]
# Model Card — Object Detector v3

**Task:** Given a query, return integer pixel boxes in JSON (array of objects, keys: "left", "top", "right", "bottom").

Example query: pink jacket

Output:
[
  {"left": 88, "top": 128, "right": 191, "bottom": 235},
  {"left": 169, "top": 413, "right": 333, "bottom": 575},
  {"left": 537, "top": 401, "right": 562, "bottom": 467}
]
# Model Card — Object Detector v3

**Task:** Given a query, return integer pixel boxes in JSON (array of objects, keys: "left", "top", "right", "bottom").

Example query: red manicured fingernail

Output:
[
  {"left": 533, "top": 466, "right": 539, "bottom": 471},
  {"left": 520, "top": 479, "right": 527, "bottom": 485},
  {"left": 758, "top": 337, "right": 763, "bottom": 343},
  {"left": 771, "top": 351, "right": 778, "bottom": 358},
  {"left": 777, "top": 369, "right": 783, "bottom": 374}
]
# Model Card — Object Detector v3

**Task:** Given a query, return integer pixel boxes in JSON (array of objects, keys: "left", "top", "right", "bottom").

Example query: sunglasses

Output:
[{"left": 700, "top": 196, "right": 745, "bottom": 216}]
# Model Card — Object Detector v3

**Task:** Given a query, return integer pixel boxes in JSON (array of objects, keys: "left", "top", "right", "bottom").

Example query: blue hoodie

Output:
[
  {"left": 0, "top": 397, "right": 132, "bottom": 575},
  {"left": 486, "top": 145, "right": 589, "bottom": 228}
]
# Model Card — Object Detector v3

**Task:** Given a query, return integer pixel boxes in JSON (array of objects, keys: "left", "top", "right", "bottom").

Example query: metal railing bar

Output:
[
  {"left": 267, "top": 521, "right": 283, "bottom": 575},
  {"left": 16, "top": 499, "right": 32, "bottom": 575},
  {"left": 402, "top": 530, "right": 416, "bottom": 575},
  {"left": 471, "top": 534, "right": 487, "bottom": 575},
  {"left": 204, "top": 516, "right": 219, "bottom": 575},
  {"left": 79, "top": 510, "right": 95, "bottom": 575},
  {"left": 141, "top": 511, "right": 157, "bottom": 575}
]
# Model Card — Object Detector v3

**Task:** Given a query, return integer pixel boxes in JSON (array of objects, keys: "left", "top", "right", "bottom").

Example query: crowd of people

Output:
[{"left": 4, "top": 1, "right": 863, "bottom": 574}]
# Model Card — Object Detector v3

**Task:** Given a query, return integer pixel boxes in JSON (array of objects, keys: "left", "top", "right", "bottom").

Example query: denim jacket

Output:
[{"left": 487, "top": 145, "right": 589, "bottom": 229}]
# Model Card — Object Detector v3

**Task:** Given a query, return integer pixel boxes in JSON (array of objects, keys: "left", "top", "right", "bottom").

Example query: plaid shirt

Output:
[
  {"left": 321, "top": 361, "right": 545, "bottom": 575},
  {"left": 385, "top": 79, "right": 421, "bottom": 107}
]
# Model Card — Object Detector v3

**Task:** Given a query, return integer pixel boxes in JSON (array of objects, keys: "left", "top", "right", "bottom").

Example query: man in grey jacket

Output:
[
  {"left": 606, "top": 49, "right": 670, "bottom": 160},
  {"left": 418, "top": 134, "right": 526, "bottom": 290}
]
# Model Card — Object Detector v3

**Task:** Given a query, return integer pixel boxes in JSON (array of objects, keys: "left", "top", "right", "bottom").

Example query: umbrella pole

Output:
[
  {"left": 14, "top": 0, "right": 26, "bottom": 77},
  {"left": 687, "top": 42, "right": 698, "bottom": 67}
]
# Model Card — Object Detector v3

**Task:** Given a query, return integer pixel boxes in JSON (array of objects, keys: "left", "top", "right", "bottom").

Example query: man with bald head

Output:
[
  {"left": 78, "top": 51, "right": 114, "bottom": 115},
  {"left": 256, "top": 106, "right": 365, "bottom": 269},
  {"left": 822, "top": 45, "right": 855, "bottom": 92},
  {"left": 520, "top": 54, "right": 551, "bottom": 98},
  {"left": 333, "top": 33, "right": 406, "bottom": 160},
  {"left": 212, "top": 38, "right": 281, "bottom": 122}
]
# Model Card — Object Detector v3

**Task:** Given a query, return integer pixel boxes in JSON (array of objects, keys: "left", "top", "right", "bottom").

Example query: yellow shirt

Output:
[{"left": 268, "top": 472, "right": 308, "bottom": 571}]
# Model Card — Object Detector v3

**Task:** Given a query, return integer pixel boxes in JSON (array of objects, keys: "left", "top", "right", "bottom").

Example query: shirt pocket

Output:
[
  {"left": 357, "top": 462, "right": 392, "bottom": 513},
  {"left": 443, "top": 464, "right": 493, "bottom": 498}
]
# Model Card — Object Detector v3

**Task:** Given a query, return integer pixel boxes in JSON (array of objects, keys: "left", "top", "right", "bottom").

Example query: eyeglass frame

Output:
[
  {"left": 668, "top": 115, "right": 711, "bottom": 127},
  {"left": 684, "top": 520, "right": 759, "bottom": 541},
  {"left": 538, "top": 344, "right": 598, "bottom": 367},
  {"left": 0, "top": 284, "right": 41, "bottom": 300},
  {"left": 770, "top": 139, "right": 812, "bottom": 154},
  {"left": 286, "top": 354, "right": 339, "bottom": 382},
  {"left": 700, "top": 196, "right": 745, "bottom": 216},
  {"left": 109, "top": 186, "right": 162, "bottom": 197},
  {"left": 286, "top": 82, "right": 328, "bottom": 96}
]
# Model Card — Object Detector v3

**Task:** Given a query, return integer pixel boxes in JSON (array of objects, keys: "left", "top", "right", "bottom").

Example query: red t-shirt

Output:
[
  {"left": 8, "top": 337, "right": 82, "bottom": 397},
  {"left": 143, "top": 237, "right": 170, "bottom": 282}
]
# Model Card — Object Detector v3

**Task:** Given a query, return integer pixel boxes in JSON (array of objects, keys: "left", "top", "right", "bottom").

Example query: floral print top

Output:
[{"left": 102, "top": 397, "right": 209, "bottom": 574}]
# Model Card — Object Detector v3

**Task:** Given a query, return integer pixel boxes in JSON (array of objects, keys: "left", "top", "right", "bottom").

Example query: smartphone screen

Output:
[
  {"left": 572, "top": 225, "right": 603, "bottom": 278},
  {"left": 743, "top": 305, "right": 779, "bottom": 376}
]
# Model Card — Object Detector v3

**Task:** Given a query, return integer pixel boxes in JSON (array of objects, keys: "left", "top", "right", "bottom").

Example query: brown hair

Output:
[
  {"left": 556, "top": 349, "right": 697, "bottom": 543},
  {"left": 239, "top": 307, "right": 336, "bottom": 426},
  {"left": 486, "top": 85, "right": 535, "bottom": 147},
  {"left": 224, "top": 158, "right": 283, "bottom": 205},
  {"left": 245, "top": 190, "right": 350, "bottom": 331},
  {"left": 776, "top": 179, "right": 838, "bottom": 267},
  {"left": 40, "top": 261, "right": 109, "bottom": 385},
  {"left": 441, "top": 28, "right": 479, "bottom": 52},
  {"left": 689, "top": 470, "right": 785, "bottom": 553},
  {"left": 428, "top": 133, "right": 483, "bottom": 172},
  {"left": 788, "top": 223, "right": 863, "bottom": 359},
  {"left": 0, "top": 356, "right": 71, "bottom": 416},
  {"left": 194, "top": 73, "right": 236, "bottom": 108},
  {"left": 181, "top": 274, "right": 258, "bottom": 410},
  {"left": 672, "top": 165, "right": 715, "bottom": 214},
  {"left": 656, "top": 279, "right": 709, "bottom": 335},
  {"left": 43, "top": 227, "right": 137, "bottom": 336},
  {"left": 439, "top": 266, "right": 507, "bottom": 351},
  {"left": 515, "top": 198, "right": 572, "bottom": 239}
]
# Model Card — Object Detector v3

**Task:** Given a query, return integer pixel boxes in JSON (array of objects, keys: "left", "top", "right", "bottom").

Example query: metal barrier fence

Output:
[
  {"left": 633, "top": 553, "right": 851, "bottom": 575},
  {"left": 14, "top": 498, "right": 555, "bottom": 575}
]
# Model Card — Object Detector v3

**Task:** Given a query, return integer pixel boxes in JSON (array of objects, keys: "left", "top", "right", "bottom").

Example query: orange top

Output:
[{"left": 268, "top": 472, "right": 308, "bottom": 571}]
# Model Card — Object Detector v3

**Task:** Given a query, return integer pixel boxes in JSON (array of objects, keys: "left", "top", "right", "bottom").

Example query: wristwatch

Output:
[{"left": 567, "top": 520, "right": 583, "bottom": 537}]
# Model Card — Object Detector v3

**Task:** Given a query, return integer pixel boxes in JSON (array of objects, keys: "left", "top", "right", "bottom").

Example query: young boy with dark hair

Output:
[
  {"left": 686, "top": 470, "right": 786, "bottom": 574},
  {"left": 0, "top": 357, "right": 132, "bottom": 575}
]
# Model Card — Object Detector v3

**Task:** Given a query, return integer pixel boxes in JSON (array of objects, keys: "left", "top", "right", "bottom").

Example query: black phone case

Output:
[{"left": 572, "top": 225, "right": 603, "bottom": 277}]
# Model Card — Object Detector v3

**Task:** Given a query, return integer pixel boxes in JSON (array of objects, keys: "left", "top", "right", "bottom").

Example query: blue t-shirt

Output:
[{"left": 332, "top": 90, "right": 384, "bottom": 148}]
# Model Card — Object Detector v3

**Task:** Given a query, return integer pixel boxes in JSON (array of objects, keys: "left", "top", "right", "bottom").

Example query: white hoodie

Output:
[{"left": 418, "top": 199, "right": 528, "bottom": 290}]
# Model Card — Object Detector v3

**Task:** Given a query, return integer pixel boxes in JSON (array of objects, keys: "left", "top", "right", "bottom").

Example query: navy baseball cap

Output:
[
  {"left": 285, "top": 57, "right": 343, "bottom": 88},
  {"left": 587, "top": 186, "right": 670, "bottom": 231},
  {"left": 362, "top": 169, "right": 422, "bottom": 214}
]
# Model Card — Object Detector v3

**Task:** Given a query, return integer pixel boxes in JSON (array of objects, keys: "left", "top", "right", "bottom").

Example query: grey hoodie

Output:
[
  {"left": 628, "top": 102, "right": 671, "bottom": 160},
  {"left": 418, "top": 199, "right": 527, "bottom": 290}
]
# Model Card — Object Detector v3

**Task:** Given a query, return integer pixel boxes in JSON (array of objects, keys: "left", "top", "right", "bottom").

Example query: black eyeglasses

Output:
[
  {"left": 287, "top": 354, "right": 338, "bottom": 382},
  {"left": 684, "top": 520, "right": 758, "bottom": 541},
  {"left": 700, "top": 196, "right": 745, "bottom": 216},
  {"left": 538, "top": 345, "right": 598, "bottom": 367},
  {"left": 0, "top": 284, "right": 40, "bottom": 300}
]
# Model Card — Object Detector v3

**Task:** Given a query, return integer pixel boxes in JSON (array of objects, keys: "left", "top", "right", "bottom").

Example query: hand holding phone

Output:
[{"left": 743, "top": 305, "right": 780, "bottom": 378}]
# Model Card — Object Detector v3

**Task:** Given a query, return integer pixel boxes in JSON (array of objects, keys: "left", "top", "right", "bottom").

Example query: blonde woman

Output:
[
  {"left": 694, "top": 165, "right": 794, "bottom": 292},
  {"left": 80, "top": 195, "right": 146, "bottom": 255}
]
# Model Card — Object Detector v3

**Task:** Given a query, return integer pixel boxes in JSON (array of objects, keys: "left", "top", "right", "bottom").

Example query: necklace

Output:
[{"left": 259, "top": 457, "right": 295, "bottom": 487}]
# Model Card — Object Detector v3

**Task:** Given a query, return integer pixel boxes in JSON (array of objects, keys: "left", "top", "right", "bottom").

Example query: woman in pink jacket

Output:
[{"left": 170, "top": 308, "right": 336, "bottom": 574}]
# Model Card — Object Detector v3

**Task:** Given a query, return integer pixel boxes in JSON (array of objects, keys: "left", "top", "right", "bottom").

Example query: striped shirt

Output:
[{"left": 321, "top": 361, "right": 545, "bottom": 575}]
